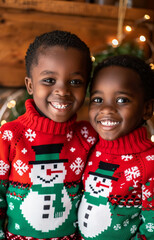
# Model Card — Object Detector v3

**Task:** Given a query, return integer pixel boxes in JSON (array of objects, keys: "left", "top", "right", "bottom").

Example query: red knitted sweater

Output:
[
  {"left": 0, "top": 99, "right": 97, "bottom": 240},
  {"left": 78, "top": 127, "right": 154, "bottom": 240}
]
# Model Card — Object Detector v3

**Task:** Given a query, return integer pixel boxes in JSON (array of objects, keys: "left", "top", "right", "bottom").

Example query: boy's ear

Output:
[
  {"left": 25, "top": 77, "right": 33, "bottom": 95},
  {"left": 143, "top": 100, "right": 154, "bottom": 121}
]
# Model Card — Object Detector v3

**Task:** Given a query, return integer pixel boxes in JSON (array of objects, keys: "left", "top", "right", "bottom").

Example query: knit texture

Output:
[
  {"left": 78, "top": 127, "right": 154, "bottom": 240},
  {"left": 0, "top": 99, "right": 97, "bottom": 240}
]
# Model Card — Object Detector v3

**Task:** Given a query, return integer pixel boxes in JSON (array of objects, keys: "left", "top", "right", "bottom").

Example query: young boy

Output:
[
  {"left": 0, "top": 30, "right": 97, "bottom": 240},
  {"left": 78, "top": 55, "right": 154, "bottom": 240}
]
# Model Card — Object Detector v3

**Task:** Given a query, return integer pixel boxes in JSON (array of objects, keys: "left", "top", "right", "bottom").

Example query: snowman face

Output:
[
  {"left": 29, "top": 162, "right": 67, "bottom": 187},
  {"left": 85, "top": 174, "right": 112, "bottom": 198}
]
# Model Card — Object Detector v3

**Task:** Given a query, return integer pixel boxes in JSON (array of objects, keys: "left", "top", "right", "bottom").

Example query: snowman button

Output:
[
  {"left": 44, "top": 205, "right": 50, "bottom": 210},
  {"left": 87, "top": 205, "right": 92, "bottom": 211},
  {"left": 42, "top": 214, "right": 49, "bottom": 218},
  {"left": 44, "top": 196, "right": 50, "bottom": 201}
]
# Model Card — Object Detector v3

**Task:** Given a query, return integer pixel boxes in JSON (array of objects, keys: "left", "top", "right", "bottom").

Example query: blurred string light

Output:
[
  {"left": 139, "top": 35, "right": 146, "bottom": 42},
  {"left": 151, "top": 135, "right": 154, "bottom": 142},
  {"left": 111, "top": 39, "right": 119, "bottom": 47},
  {"left": 0, "top": 89, "right": 25, "bottom": 126},
  {"left": 91, "top": 55, "right": 95, "bottom": 62},
  {"left": 110, "top": 11, "right": 154, "bottom": 69},
  {"left": 125, "top": 25, "right": 132, "bottom": 32}
]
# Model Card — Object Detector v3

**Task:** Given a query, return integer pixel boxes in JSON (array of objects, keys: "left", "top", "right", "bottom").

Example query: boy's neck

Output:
[{"left": 35, "top": 105, "right": 48, "bottom": 118}]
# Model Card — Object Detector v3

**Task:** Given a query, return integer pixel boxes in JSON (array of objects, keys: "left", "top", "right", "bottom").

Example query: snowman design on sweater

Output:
[
  {"left": 78, "top": 161, "right": 119, "bottom": 238},
  {"left": 20, "top": 143, "right": 72, "bottom": 232}
]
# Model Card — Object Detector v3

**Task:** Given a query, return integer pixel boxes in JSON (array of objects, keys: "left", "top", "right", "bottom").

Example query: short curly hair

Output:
[
  {"left": 25, "top": 30, "right": 92, "bottom": 82},
  {"left": 90, "top": 54, "right": 154, "bottom": 101}
]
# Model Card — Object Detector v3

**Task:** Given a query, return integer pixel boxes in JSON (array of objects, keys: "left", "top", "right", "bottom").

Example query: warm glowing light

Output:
[
  {"left": 125, "top": 25, "right": 132, "bottom": 32},
  {"left": 150, "top": 63, "right": 154, "bottom": 70},
  {"left": 139, "top": 35, "right": 146, "bottom": 42},
  {"left": 111, "top": 39, "right": 119, "bottom": 47},
  {"left": 1, "top": 120, "right": 7, "bottom": 126},
  {"left": 151, "top": 135, "right": 154, "bottom": 143},
  {"left": 7, "top": 100, "right": 16, "bottom": 109},
  {"left": 91, "top": 56, "right": 95, "bottom": 62},
  {"left": 144, "top": 14, "right": 150, "bottom": 20}
]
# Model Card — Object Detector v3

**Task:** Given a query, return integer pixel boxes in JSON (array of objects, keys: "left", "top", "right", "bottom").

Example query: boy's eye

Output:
[
  {"left": 43, "top": 78, "right": 55, "bottom": 85},
  {"left": 70, "top": 79, "right": 83, "bottom": 86},
  {"left": 91, "top": 97, "right": 103, "bottom": 103},
  {"left": 117, "top": 97, "right": 130, "bottom": 104}
]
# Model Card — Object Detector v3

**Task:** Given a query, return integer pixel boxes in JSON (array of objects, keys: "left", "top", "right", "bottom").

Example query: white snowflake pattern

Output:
[
  {"left": 88, "top": 161, "right": 92, "bottom": 166},
  {"left": 13, "top": 160, "right": 29, "bottom": 176},
  {"left": 2, "top": 130, "right": 13, "bottom": 141},
  {"left": 70, "top": 157, "right": 84, "bottom": 175},
  {"left": 0, "top": 160, "right": 10, "bottom": 175},
  {"left": 81, "top": 127, "right": 89, "bottom": 138},
  {"left": 70, "top": 147, "right": 76, "bottom": 152},
  {"left": 87, "top": 136, "right": 96, "bottom": 145},
  {"left": 9, "top": 202, "right": 14, "bottom": 210},
  {"left": 96, "top": 151, "right": 101, "bottom": 157},
  {"left": 15, "top": 223, "right": 20, "bottom": 230},
  {"left": 123, "top": 219, "right": 129, "bottom": 227},
  {"left": 25, "top": 129, "right": 36, "bottom": 142},
  {"left": 21, "top": 148, "right": 27, "bottom": 154},
  {"left": 124, "top": 166, "right": 140, "bottom": 181},
  {"left": 66, "top": 131, "right": 73, "bottom": 141},
  {"left": 130, "top": 225, "right": 137, "bottom": 234},
  {"left": 0, "top": 230, "right": 4, "bottom": 238},
  {"left": 133, "top": 180, "right": 139, "bottom": 188},
  {"left": 146, "top": 155, "right": 154, "bottom": 161},
  {"left": 113, "top": 224, "right": 121, "bottom": 231},
  {"left": 121, "top": 155, "right": 133, "bottom": 161},
  {"left": 131, "top": 213, "right": 139, "bottom": 219},
  {"left": 142, "top": 185, "right": 152, "bottom": 200},
  {"left": 146, "top": 223, "right": 154, "bottom": 232}
]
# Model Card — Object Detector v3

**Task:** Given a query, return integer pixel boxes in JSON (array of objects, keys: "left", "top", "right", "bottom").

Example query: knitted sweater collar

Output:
[
  {"left": 18, "top": 99, "right": 77, "bottom": 135},
  {"left": 98, "top": 127, "right": 153, "bottom": 155}
]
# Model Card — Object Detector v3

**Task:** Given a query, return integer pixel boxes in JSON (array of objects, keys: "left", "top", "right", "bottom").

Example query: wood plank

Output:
[
  {"left": 0, "top": 0, "right": 153, "bottom": 21},
  {"left": 0, "top": 1, "right": 153, "bottom": 87}
]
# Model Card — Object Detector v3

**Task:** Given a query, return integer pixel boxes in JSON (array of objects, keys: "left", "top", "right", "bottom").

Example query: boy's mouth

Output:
[
  {"left": 50, "top": 101, "right": 72, "bottom": 110},
  {"left": 99, "top": 120, "right": 120, "bottom": 126}
]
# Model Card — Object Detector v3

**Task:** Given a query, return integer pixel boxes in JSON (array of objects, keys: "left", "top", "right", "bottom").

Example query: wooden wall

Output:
[{"left": 0, "top": 0, "right": 153, "bottom": 87}]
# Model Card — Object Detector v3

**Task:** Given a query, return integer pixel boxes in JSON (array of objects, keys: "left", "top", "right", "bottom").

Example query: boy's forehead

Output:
[{"left": 37, "top": 45, "right": 86, "bottom": 60}]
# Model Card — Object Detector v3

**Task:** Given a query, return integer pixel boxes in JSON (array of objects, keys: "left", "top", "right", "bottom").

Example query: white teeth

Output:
[
  {"left": 52, "top": 103, "right": 69, "bottom": 109},
  {"left": 100, "top": 121, "right": 120, "bottom": 126}
]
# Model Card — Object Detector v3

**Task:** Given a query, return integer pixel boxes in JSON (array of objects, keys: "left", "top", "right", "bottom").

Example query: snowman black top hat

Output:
[
  {"left": 29, "top": 143, "right": 68, "bottom": 165},
  {"left": 89, "top": 161, "right": 119, "bottom": 181}
]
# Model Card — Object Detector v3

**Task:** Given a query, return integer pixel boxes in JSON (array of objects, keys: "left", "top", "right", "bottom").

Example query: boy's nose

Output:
[
  {"left": 53, "top": 84, "right": 70, "bottom": 97},
  {"left": 100, "top": 103, "right": 116, "bottom": 114}
]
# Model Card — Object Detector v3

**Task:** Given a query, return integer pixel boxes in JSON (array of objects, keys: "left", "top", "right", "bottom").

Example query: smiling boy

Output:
[
  {"left": 78, "top": 55, "right": 154, "bottom": 240},
  {"left": 0, "top": 30, "right": 97, "bottom": 240}
]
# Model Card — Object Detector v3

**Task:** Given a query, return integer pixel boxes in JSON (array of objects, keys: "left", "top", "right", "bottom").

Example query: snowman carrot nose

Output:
[
  {"left": 96, "top": 181, "right": 109, "bottom": 188},
  {"left": 47, "top": 169, "right": 63, "bottom": 175}
]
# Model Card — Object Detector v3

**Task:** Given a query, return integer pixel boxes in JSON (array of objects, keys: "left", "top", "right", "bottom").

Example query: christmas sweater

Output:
[
  {"left": 78, "top": 127, "right": 154, "bottom": 240},
  {"left": 0, "top": 99, "right": 97, "bottom": 240}
]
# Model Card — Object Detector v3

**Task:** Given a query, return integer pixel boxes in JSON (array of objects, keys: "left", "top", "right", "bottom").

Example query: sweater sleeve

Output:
[
  {"left": 133, "top": 148, "right": 154, "bottom": 240},
  {"left": 0, "top": 125, "right": 12, "bottom": 239}
]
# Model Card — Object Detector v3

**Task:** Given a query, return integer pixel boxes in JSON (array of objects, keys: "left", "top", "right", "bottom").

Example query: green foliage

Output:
[
  {"left": 93, "top": 42, "right": 144, "bottom": 68},
  {"left": 8, "top": 90, "right": 32, "bottom": 121}
]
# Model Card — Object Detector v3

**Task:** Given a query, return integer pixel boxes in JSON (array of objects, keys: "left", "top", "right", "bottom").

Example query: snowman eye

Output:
[
  {"left": 54, "top": 164, "right": 57, "bottom": 169},
  {"left": 41, "top": 165, "right": 45, "bottom": 170},
  {"left": 94, "top": 177, "right": 97, "bottom": 181},
  {"left": 102, "top": 178, "right": 106, "bottom": 182}
]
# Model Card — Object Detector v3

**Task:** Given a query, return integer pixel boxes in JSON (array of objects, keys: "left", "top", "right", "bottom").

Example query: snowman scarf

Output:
[
  {"left": 84, "top": 192, "right": 108, "bottom": 206},
  {"left": 32, "top": 183, "right": 66, "bottom": 218}
]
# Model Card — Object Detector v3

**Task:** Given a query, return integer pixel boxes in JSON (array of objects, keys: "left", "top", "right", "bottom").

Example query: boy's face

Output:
[
  {"left": 89, "top": 66, "right": 151, "bottom": 141},
  {"left": 25, "top": 46, "right": 88, "bottom": 122}
]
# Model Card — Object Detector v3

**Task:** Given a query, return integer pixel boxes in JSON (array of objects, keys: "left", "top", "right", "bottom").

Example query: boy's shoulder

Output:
[{"left": 0, "top": 118, "right": 23, "bottom": 134}]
